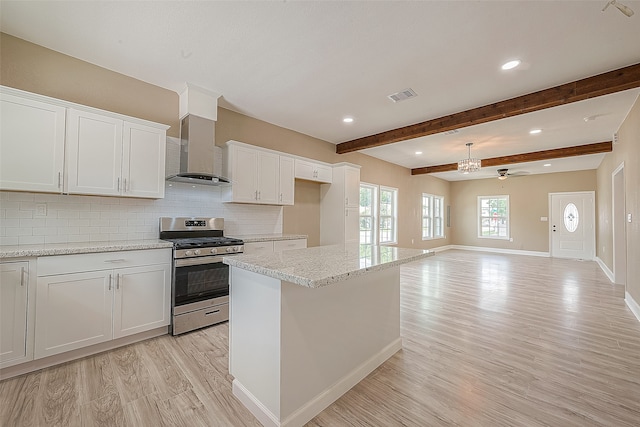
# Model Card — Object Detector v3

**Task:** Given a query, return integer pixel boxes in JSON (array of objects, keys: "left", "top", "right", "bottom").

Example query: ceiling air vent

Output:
[
  {"left": 443, "top": 129, "right": 460, "bottom": 135},
  {"left": 388, "top": 88, "right": 417, "bottom": 103}
]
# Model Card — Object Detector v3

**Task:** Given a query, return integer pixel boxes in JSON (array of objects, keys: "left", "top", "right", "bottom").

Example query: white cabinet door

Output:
[
  {"left": 344, "top": 167, "right": 361, "bottom": 208},
  {"left": 0, "top": 262, "right": 28, "bottom": 367},
  {"left": 315, "top": 164, "right": 333, "bottom": 184},
  {"left": 257, "top": 151, "right": 280, "bottom": 204},
  {"left": 122, "top": 122, "right": 166, "bottom": 199},
  {"left": 66, "top": 108, "right": 123, "bottom": 196},
  {"left": 35, "top": 271, "right": 113, "bottom": 359},
  {"left": 294, "top": 159, "right": 332, "bottom": 183},
  {"left": 230, "top": 145, "right": 259, "bottom": 203},
  {"left": 0, "top": 93, "right": 66, "bottom": 193},
  {"left": 113, "top": 263, "right": 171, "bottom": 339},
  {"left": 345, "top": 207, "right": 360, "bottom": 243},
  {"left": 279, "top": 156, "right": 295, "bottom": 205},
  {"left": 243, "top": 241, "right": 275, "bottom": 255}
]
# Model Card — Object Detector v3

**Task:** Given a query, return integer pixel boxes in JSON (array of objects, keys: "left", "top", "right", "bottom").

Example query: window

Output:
[
  {"left": 379, "top": 186, "right": 397, "bottom": 244},
  {"left": 359, "top": 183, "right": 398, "bottom": 245},
  {"left": 422, "top": 193, "right": 444, "bottom": 240},
  {"left": 359, "top": 184, "right": 377, "bottom": 244},
  {"left": 478, "top": 195, "right": 509, "bottom": 239}
]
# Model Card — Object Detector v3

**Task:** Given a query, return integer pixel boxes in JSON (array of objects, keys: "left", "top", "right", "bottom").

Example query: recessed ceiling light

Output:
[
  {"left": 501, "top": 60, "right": 521, "bottom": 70},
  {"left": 529, "top": 129, "right": 542, "bottom": 134},
  {"left": 343, "top": 117, "right": 354, "bottom": 123},
  {"left": 415, "top": 151, "right": 423, "bottom": 155},
  {"left": 543, "top": 163, "right": 551, "bottom": 167}
]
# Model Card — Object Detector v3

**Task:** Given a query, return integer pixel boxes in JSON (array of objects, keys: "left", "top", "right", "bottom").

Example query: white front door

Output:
[{"left": 550, "top": 192, "right": 595, "bottom": 260}]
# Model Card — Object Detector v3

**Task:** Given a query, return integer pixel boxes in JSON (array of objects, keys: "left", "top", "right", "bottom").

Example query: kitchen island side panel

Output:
[
  {"left": 280, "top": 266, "right": 400, "bottom": 422},
  {"left": 229, "top": 267, "right": 282, "bottom": 419}
]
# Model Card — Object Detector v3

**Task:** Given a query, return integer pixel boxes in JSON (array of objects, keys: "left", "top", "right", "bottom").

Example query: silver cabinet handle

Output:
[
  {"left": 280, "top": 193, "right": 283, "bottom": 202},
  {"left": 108, "top": 273, "right": 112, "bottom": 290},
  {"left": 255, "top": 190, "right": 258, "bottom": 200},
  {"left": 58, "top": 172, "right": 62, "bottom": 189},
  {"left": 116, "top": 273, "right": 121, "bottom": 290},
  {"left": 104, "top": 259, "right": 127, "bottom": 263},
  {"left": 124, "top": 178, "right": 128, "bottom": 193},
  {"left": 205, "top": 309, "right": 220, "bottom": 316},
  {"left": 117, "top": 177, "right": 121, "bottom": 192},
  {"left": 20, "top": 267, "right": 26, "bottom": 287},
  {"left": 258, "top": 191, "right": 261, "bottom": 200}
]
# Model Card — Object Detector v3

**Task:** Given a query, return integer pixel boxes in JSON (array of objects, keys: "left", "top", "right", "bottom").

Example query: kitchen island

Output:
[{"left": 223, "top": 244, "right": 434, "bottom": 427}]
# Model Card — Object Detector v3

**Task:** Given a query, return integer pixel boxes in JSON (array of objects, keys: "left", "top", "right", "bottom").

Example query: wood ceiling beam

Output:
[
  {"left": 410, "top": 141, "right": 612, "bottom": 175},
  {"left": 336, "top": 63, "right": 640, "bottom": 154}
]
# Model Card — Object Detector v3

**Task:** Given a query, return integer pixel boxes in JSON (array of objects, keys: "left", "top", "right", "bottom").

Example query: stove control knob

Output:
[
  {"left": 210, "top": 248, "right": 218, "bottom": 254},
  {"left": 185, "top": 250, "right": 194, "bottom": 256},
  {"left": 194, "top": 249, "right": 201, "bottom": 255}
]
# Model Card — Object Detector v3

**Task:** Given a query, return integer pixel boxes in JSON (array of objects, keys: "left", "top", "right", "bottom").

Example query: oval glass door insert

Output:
[{"left": 564, "top": 203, "right": 579, "bottom": 233}]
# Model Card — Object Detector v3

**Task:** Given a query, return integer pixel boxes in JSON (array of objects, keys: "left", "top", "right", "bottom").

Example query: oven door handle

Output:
[{"left": 175, "top": 255, "right": 232, "bottom": 267}]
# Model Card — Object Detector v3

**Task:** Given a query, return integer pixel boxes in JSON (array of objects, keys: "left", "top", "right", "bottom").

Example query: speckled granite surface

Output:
[
  {"left": 223, "top": 244, "right": 434, "bottom": 288},
  {"left": 229, "top": 234, "right": 308, "bottom": 243},
  {"left": 0, "top": 239, "right": 174, "bottom": 259}
]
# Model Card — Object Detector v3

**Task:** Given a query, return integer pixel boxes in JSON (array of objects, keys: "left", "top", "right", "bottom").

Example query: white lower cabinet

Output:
[
  {"left": 0, "top": 261, "right": 31, "bottom": 368},
  {"left": 244, "top": 238, "right": 307, "bottom": 255},
  {"left": 34, "top": 249, "right": 171, "bottom": 359}
]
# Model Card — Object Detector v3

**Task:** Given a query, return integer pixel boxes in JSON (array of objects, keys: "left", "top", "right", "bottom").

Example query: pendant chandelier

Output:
[{"left": 458, "top": 142, "right": 481, "bottom": 174}]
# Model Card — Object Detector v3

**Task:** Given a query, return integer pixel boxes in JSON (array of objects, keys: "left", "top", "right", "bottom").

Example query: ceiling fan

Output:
[
  {"left": 602, "top": 0, "right": 635, "bottom": 17},
  {"left": 497, "top": 168, "right": 529, "bottom": 180}
]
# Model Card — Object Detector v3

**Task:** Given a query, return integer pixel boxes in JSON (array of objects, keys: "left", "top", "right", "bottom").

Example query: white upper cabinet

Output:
[
  {"left": 0, "top": 92, "right": 66, "bottom": 193},
  {"left": 294, "top": 158, "right": 332, "bottom": 183},
  {"left": 122, "top": 122, "right": 166, "bottom": 198},
  {"left": 223, "top": 141, "right": 290, "bottom": 205},
  {"left": 0, "top": 86, "right": 168, "bottom": 198},
  {"left": 279, "top": 156, "right": 295, "bottom": 206},
  {"left": 66, "top": 108, "right": 124, "bottom": 196}
]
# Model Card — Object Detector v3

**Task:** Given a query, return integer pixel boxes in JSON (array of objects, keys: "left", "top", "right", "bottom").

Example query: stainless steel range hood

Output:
[{"left": 166, "top": 114, "right": 230, "bottom": 186}]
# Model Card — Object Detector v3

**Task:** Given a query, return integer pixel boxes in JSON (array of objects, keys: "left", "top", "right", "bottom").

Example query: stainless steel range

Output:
[{"left": 160, "top": 217, "right": 243, "bottom": 335}]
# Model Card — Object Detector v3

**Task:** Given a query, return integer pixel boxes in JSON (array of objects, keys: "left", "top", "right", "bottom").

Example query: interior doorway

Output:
[
  {"left": 549, "top": 192, "right": 595, "bottom": 260},
  {"left": 613, "top": 163, "right": 627, "bottom": 286}
]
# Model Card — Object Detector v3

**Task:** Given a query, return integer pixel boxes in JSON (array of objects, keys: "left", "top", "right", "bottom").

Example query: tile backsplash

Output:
[{"left": 0, "top": 183, "right": 283, "bottom": 246}]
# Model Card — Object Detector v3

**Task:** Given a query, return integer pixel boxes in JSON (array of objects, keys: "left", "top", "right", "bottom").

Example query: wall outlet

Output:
[
  {"left": 540, "top": 216, "right": 548, "bottom": 222},
  {"left": 35, "top": 203, "right": 47, "bottom": 217},
  {"left": 509, "top": 237, "right": 514, "bottom": 242}
]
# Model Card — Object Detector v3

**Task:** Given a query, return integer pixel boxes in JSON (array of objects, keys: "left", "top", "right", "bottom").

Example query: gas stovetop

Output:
[
  {"left": 164, "top": 237, "right": 244, "bottom": 250},
  {"left": 159, "top": 217, "right": 244, "bottom": 258}
]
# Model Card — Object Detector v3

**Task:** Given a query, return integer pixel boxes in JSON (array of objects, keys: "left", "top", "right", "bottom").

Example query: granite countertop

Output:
[
  {"left": 230, "top": 233, "right": 308, "bottom": 243},
  {"left": 223, "top": 243, "right": 434, "bottom": 288},
  {"left": 0, "top": 239, "right": 174, "bottom": 259}
]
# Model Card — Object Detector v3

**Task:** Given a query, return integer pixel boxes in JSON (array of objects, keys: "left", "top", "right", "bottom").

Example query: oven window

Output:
[{"left": 174, "top": 262, "right": 229, "bottom": 306}]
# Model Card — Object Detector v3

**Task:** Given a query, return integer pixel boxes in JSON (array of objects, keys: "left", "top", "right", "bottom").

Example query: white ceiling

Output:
[{"left": 2, "top": 0, "right": 639, "bottom": 181}]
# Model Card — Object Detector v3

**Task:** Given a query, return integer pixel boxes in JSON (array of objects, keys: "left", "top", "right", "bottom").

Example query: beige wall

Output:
[
  {"left": 215, "top": 107, "right": 452, "bottom": 249},
  {"left": 1, "top": 33, "right": 451, "bottom": 249},
  {"left": 596, "top": 95, "right": 640, "bottom": 302},
  {"left": 0, "top": 33, "right": 179, "bottom": 136},
  {"left": 450, "top": 170, "right": 597, "bottom": 252}
]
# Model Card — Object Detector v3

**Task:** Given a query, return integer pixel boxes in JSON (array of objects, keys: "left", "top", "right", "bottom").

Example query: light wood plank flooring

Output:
[{"left": 2, "top": 250, "right": 640, "bottom": 426}]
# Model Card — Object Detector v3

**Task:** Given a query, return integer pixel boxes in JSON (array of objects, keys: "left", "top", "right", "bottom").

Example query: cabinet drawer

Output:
[
  {"left": 243, "top": 241, "right": 275, "bottom": 255},
  {"left": 37, "top": 248, "right": 172, "bottom": 276},
  {"left": 273, "top": 239, "right": 307, "bottom": 252}
]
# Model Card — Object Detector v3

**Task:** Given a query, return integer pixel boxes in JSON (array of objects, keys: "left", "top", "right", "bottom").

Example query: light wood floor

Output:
[{"left": 2, "top": 250, "right": 640, "bottom": 426}]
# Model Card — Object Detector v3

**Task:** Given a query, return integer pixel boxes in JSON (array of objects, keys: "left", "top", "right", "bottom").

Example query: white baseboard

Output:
[
  {"left": 429, "top": 244, "right": 454, "bottom": 253},
  {"left": 232, "top": 338, "right": 403, "bottom": 427},
  {"left": 450, "top": 245, "right": 550, "bottom": 258},
  {"left": 595, "top": 257, "right": 615, "bottom": 283},
  {"left": 626, "top": 292, "right": 640, "bottom": 323}
]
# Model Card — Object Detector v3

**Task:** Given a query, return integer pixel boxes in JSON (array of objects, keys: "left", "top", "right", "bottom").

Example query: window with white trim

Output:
[
  {"left": 359, "top": 183, "right": 377, "bottom": 244},
  {"left": 478, "top": 195, "right": 510, "bottom": 239},
  {"left": 379, "top": 186, "right": 398, "bottom": 244},
  {"left": 422, "top": 193, "right": 444, "bottom": 240},
  {"left": 359, "top": 183, "right": 398, "bottom": 245}
]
